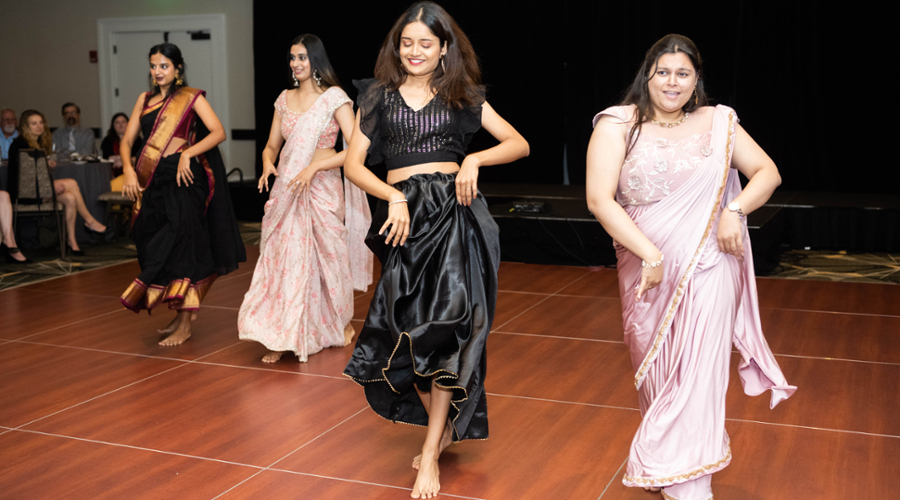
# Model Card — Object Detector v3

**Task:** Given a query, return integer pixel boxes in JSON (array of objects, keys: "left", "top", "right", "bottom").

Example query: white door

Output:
[
  {"left": 167, "top": 31, "right": 213, "bottom": 99},
  {"left": 111, "top": 31, "right": 165, "bottom": 116},
  {"left": 99, "top": 15, "right": 230, "bottom": 164}
]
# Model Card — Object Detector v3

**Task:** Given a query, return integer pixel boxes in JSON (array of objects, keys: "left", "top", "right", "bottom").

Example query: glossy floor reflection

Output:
[{"left": 0, "top": 248, "right": 895, "bottom": 499}]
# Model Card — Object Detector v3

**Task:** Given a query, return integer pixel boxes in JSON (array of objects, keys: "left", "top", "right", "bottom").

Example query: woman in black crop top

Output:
[{"left": 342, "top": 2, "right": 529, "bottom": 498}]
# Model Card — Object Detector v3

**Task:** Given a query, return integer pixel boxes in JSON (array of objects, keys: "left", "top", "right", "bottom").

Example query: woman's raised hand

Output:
[
  {"left": 455, "top": 155, "right": 480, "bottom": 206},
  {"left": 380, "top": 192, "right": 410, "bottom": 247},
  {"left": 288, "top": 162, "right": 319, "bottom": 195},
  {"left": 635, "top": 253, "right": 664, "bottom": 301},
  {"left": 175, "top": 153, "right": 195, "bottom": 187},
  {"left": 258, "top": 159, "right": 278, "bottom": 193},
  {"left": 122, "top": 169, "right": 142, "bottom": 201},
  {"left": 717, "top": 209, "right": 744, "bottom": 257}
]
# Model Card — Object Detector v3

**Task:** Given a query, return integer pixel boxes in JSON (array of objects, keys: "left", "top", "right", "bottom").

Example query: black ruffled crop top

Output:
[{"left": 353, "top": 78, "right": 484, "bottom": 170}]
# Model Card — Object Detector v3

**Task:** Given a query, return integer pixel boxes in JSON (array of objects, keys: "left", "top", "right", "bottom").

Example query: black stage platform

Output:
[
  {"left": 227, "top": 180, "right": 899, "bottom": 275},
  {"left": 480, "top": 184, "right": 900, "bottom": 274}
]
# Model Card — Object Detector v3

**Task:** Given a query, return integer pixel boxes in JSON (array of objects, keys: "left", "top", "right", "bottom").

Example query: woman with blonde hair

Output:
[{"left": 8, "top": 109, "right": 107, "bottom": 256}]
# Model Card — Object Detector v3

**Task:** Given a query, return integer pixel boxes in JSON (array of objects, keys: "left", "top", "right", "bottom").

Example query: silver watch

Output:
[{"left": 727, "top": 202, "right": 745, "bottom": 220}]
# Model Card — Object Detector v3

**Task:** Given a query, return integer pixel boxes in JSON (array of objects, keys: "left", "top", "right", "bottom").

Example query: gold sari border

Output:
[
  {"left": 634, "top": 111, "right": 737, "bottom": 389},
  {"left": 623, "top": 445, "right": 731, "bottom": 488},
  {"left": 120, "top": 274, "right": 217, "bottom": 314},
  {"left": 132, "top": 87, "right": 205, "bottom": 222}
]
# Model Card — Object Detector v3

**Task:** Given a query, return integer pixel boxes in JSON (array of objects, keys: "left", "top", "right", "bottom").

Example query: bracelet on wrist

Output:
[
  {"left": 388, "top": 199, "right": 408, "bottom": 206},
  {"left": 642, "top": 254, "right": 664, "bottom": 268}
]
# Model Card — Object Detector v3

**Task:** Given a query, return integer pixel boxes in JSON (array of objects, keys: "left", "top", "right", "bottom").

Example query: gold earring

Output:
[
  {"left": 151, "top": 79, "right": 158, "bottom": 87},
  {"left": 176, "top": 73, "right": 184, "bottom": 86}
]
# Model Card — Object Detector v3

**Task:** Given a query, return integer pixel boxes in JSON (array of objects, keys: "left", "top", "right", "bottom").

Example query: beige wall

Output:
[{"left": 0, "top": 0, "right": 255, "bottom": 177}]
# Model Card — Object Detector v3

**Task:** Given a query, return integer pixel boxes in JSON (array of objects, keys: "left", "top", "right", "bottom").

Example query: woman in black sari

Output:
[{"left": 119, "top": 43, "right": 245, "bottom": 345}]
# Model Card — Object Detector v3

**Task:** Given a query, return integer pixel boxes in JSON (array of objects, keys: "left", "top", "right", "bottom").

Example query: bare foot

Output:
[
  {"left": 159, "top": 313, "right": 192, "bottom": 346},
  {"left": 411, "top": 453, "right": 440, "bottom": 499},
  {"left": 343, "top": 323, "right": 356, "bottom": 346},
  {"left": 413, "top": 420, "right": 453, "bottom": 470},
  {"left": 157, "top": 316, "right": 180, "bottom": 334},
  {"left": 643, "top": 487, "right": 661, "bottom": 493},
  {"left": 261, "top": 351, "right": 284, "bottom": 363},
  {"left": 158, "top": 313, "right": 198, "bottom": 334}
]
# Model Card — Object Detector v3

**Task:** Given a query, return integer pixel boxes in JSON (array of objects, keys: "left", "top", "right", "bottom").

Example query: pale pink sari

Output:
[
  {"left": 238, "top": 87, "right": 372, "bottom": 361},
  {"left": 594, "top": 105, "right": 796, "bottom": 500}
]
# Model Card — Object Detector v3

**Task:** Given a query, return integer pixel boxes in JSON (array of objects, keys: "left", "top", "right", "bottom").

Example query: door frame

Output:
[{"left": 97, "top": 14, "right": 230, "bottom": 161}]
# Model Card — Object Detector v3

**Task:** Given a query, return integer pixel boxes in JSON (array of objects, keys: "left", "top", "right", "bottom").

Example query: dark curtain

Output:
[{"left": 253, "top": 1, "right": 893, "bottom": 193}]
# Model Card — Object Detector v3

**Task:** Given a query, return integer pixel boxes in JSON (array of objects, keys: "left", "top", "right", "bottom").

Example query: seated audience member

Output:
[
  {"left": 1, "top": 108, "right": 18, "bottom": 164},
  {"left": 51, "top": 102, "right": 95, "bottom": 158},
  {"left": 9, "top": 109, "right": 107, "bottom": 256},
  {"left": 0, "top": 188, "right": 29, "bottom": 263},
  {"left": 101, "top": 112, "right": 143, "bottom": 180}
]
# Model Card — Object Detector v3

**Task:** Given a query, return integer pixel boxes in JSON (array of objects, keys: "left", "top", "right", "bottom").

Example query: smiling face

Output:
[
  {"left": 289, "top": 43, "right": 311, "bottom": 83},
  {"left": 398, "top": 21, "right": 446, "bottom": 77},
  {"left": 647, "top": 52, "right": 698, "bottom": 119},
  {"left": 62, "top": 105, "right": 80, "bottom": 127},
  {"left": 113, "top": 115, "right": 128, "bottom": 136},
  {"left": 149, "top": 53, "right": 179, "bottom": 88},
  {"left": 27, "top": 114, "right": 45, "bottom": 137}
]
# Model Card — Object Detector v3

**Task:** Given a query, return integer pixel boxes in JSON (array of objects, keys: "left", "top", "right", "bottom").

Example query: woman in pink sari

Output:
[
  {"left": 587, "top": 34, "right": 796, "bottom": 500},
  {"left": 238, "top": 34, "right": 372, "bottom": 363}
]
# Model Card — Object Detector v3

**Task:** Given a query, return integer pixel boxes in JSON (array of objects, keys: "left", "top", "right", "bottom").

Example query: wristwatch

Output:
[{"left": 727, "top": 202, "right": 745, "bottom": 221}]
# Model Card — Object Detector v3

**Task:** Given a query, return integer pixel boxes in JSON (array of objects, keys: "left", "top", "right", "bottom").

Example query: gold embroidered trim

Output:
[
  {"left": 634, "top": 111, "right": 736, "bottom": 389},
  {"left": 346, "top": 329, "right": 480, "bottom": 443},
  {"left": 623, "top": 444, "right": 731, "bottom": 487}
]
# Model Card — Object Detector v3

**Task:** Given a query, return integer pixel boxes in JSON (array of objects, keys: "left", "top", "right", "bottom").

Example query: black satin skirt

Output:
[{"left": 343, "top": 172, "right": 500, "bottom": 442}]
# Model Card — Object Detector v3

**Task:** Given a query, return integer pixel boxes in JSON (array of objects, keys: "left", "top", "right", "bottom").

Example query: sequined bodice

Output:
[
  {"left": 275, "top": 89, "right": 340, "bottom": 149},
  {"left": 379, "top": 92, "right": 458, "bottom": 168},
  {"left": 354, "top": 78, "right": 484, "bottom": 170},
  {"left": 617, "top": 130, "right": 713, "bottom": 206}
]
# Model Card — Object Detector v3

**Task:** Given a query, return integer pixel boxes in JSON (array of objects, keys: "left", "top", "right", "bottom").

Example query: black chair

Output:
[{"left": 13, "top": 150, "right": 67, "bottom": 259}]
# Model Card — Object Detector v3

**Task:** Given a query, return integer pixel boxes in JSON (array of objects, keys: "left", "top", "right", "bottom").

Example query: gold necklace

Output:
[{"left": 651, "top": 112, "right": 689, "bottom": 128}]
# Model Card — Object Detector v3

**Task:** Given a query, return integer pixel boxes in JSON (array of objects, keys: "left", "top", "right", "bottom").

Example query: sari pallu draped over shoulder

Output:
[
  {"left": 609, "top": 105, "right": 796, "bottom": 488},
  {"left": 237, "top": 87, "right": 372, "bottom": 360}
]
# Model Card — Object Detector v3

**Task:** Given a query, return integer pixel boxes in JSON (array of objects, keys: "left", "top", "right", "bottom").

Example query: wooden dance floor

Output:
[{"left": 1, "top": 245, "right": 897, "bottom": 499}]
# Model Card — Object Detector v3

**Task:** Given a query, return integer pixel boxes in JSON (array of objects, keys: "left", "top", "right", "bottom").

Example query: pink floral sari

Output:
[
  {"left": 238, "top": 87, "right": 372, "bottom": 361},
  {"left": 596, "top": 105, "right": 796, "bottom": 497}
]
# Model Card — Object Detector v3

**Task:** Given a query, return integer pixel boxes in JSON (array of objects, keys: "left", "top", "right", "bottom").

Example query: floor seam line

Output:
[
  {"left": 8, "top": 308, "right": 125, "bottom": 343},
  {"left": 724, "top": 418, "right": 900, "bottom": 439},
  {"left": 265, "top": 407, "right": 368, "bottom": 469},
  {"left": 7, "top": 428, "right": 264, "bottom": 468},
  {"left": 13, "top": 363, "right": 192, "bottom": 431},
  {"left": 597, "top": 457, "right": 628, "bottom": 499}
]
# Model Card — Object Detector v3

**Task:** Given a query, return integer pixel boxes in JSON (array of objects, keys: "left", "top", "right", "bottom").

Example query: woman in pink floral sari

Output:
[
  {"left": 238, "top": 34, "right": 372, "bottom": 363},
  {"left": 587, "top": 34, "right": 796, "bottom": 500}
]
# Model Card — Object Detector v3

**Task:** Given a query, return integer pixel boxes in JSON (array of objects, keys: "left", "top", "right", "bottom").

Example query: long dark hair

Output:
[
  {"left": 148, "top": 43, "right": 187, "bottom": 99},
  {"left": 373, "top": 1, "right": 482, "bottom": 109},
  {"left": 621, "top": 34, "right": 709, "bottom": 156},
  {"left": 288, "top": 34, "right": 341, "bottom": 90},
  {"left": 105, "top": 112, "right": 128, "bottom": 141}
]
